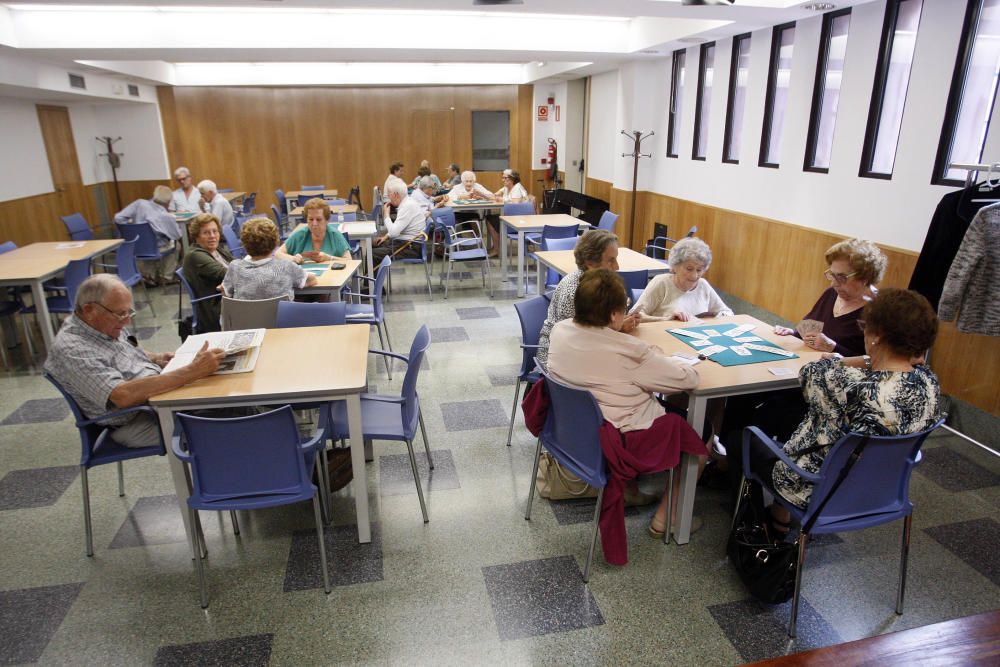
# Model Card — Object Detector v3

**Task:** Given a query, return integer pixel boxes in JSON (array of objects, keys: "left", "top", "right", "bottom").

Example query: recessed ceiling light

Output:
[{"left": 802, "top": 2, "right": 836, "bottom": 10}]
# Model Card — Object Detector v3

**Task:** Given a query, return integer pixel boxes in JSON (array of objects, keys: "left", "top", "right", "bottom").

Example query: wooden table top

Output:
[
  {"left": 499, "top": 213, "right": 583, "bottom": 230},
  {"left": 534, "top": 247, "right": 668, "bottom": 275},
  {"left": 286, "top": 189, "right": 339, "bottom": 199},
  {"left": 447, "top": 200, "right": 500, "bottom": 210},
  {"left": 305, "top": 258, "right": 361, "bottom": 290},
  {"left": 631, "top": 314, "right": 824, "bottom": 396},
  {"left": 149, "top": 324, "right": 369, "bottom": 407},
  {"left": 0, "top": 239, "right": 123, "bottom": 281},
  {"left": 221, "top": 192, "right": 245, "bottom": 202},
  {"left": 289, "top": 204, "right": 358, "bottom": 217}
]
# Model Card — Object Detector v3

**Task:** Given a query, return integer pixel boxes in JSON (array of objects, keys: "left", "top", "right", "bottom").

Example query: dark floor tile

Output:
[
  {"left": 379, "top": 449, "right": 459, "bottom": 496},
  {"left": 152, "top": 633, "right": 273, "bottom": 667},
  {"left": 917, "top": 447, "right": 1000, "bottom": 492},
  {"left": 546, "top": 497, "right": 644, "bottom": 526},
  {"left": 0, "top": 398, "right": 68, "bottom": 426},
  {"left": 708, "top": 597, "right": 841, "bottom": 663},
  {"left": 382, "top": 299, "right": 415, "bottom": 313},
  {"left": 131, "top": 326, "right": 160, "bottom": 341},
  {"left": 428, "top": 326, "right": 469, "bottom": 343},
  {"left": 924, "top": 518, "right": 1000, "bottom": 586},
  {"left": 485, "top": 364, "right": 522, "bottom": 387},
  {"left": 108, "top": 495, "right": 186, "bottom": 549},
  {"left": 284, "top": 522, "right": 383, "bottom": 591},
  {"left": 482, "top": 555, "right": 605, "bottom": 641},
  {"left": 0, "top": 582, "right": 84, "bottom": 665},
  {"left": 0, "top": 466, "right": 78, "bottom": 510},
  {"left": 456, "top": 306, "right": 500, "bottom": 320},
  {"left": 440, "top": 399, "right": 508, "bottom": 432}
]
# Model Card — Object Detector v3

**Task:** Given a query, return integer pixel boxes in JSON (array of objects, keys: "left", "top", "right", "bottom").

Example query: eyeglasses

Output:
[
  {"left": 89, "top": 302, "right": 137, "bottom": 321},
  {"left": 824, "top": 268, "right": 858, "bottom": 284}
]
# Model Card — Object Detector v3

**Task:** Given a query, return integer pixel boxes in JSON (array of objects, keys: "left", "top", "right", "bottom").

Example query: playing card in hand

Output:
[{"left": 797, "top": 319, "right": 823, "bottom": 336}]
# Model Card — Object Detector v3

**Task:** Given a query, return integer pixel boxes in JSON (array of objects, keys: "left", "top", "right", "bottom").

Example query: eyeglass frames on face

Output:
[
  {"left": 90, "top": 302, "right": 137, "bottom": 321},
  {"left": 824, "top": 268, "right": 858, "bottom": 284}
]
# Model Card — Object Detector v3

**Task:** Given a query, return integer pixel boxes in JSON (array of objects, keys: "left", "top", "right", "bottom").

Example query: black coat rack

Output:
[
  {"left": 97, "top": 136, "right": 124, "bottom": 212},
  {"left": 621, "top": 130, "right": 654, "bottom": 247}
]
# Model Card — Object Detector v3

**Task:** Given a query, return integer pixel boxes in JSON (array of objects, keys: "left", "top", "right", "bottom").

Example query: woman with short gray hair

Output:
[
  {"left": 170, "top": 166, "right": 200, "bottom": 213},
  {"left": 630, "top": 236, "right": 733, "bottom": 321}
]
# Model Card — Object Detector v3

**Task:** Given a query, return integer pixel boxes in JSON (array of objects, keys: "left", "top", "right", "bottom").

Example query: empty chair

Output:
[
  {"left": 618, "top": 269, "right": 648, "bottom": 304},
  {"left": 646, "top": 225, "right": 697, "bottom": 262},
  {"left": 44, "top": 373, "right": 166, "bottom": 556},
  {"left": 740, "top": 420, "right": 944, "bottom": 637},
  {"left": 296, "top": 194, "right": 318, "bottom": 209},
  {"left": 114, "top": 238, "right": 155, "bottom": 316},
  {"left": 174, "top": 406, "right": 331, "bottom": 607},
  {"left": 502, "top": 201, "right": 539, "bottom": 249},
  {"left": 221, "top": 223, "right": 246, "bottom": 259},
  {"left": 540, "top": 235, "right": 578, "bottom": 291},
  {"left": 526, "top": 224, "right": 580, "bottom": 293},
  {"left": 274, "top": 189, "right": 288, "bottom": 215},
  {"left": 525, "top": 371, "right": 608, "bottom": 582},
  {"left": 176, "top": 268, "right": 222, "bottom": 335},
  {"left": 241, "top": 192, "right": 257, "bottom": 215},
  {"left": 507, "top": 295, "right": 549, "bottom": 447},
  {"left": 270, "top": 203, "right": 288, "bottom": 237},
  {"left": 433, "top": 215, "right": 493, "bottom": 300},
  {"left": 61, "top": 213, "right": 94, "bottom": 241},
  {"left": 276, "top": 300, "right": 347, "bottom": 328},
  {"left": 328, "top": 325, "right": 433, "bottom": 523},
  {"left": 328, "top": 198, "right": 347, "bottom": 206},
  {"left": 21, "top": 258, "right": 91, "bottom": 342},
  {"left": 301, "top": 184, "right": 326, "bottom": 191},
  {"left": 340, "top": 257, "right": 394, "bottom": 378},
  {"left": 596, "top": 210, "right": 619, "bottom": 233},
  {"left": 220, "top": 295, "right": 284, "bottom": 330}
]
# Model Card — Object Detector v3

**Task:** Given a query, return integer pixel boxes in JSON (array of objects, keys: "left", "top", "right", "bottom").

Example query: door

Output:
[
  {"left": 36, "top": 105, "right": 93, "bottom": 238},
  {"left": 409, "top": 109, "right": 455, "bottom": 184}
]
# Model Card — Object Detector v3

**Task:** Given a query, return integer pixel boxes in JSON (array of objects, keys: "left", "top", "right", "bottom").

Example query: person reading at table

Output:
[
  {"left": 169, "top": 166, "right": 201, "bottom": 214},
  {"left": 114, "top": 185, "right": 182, "bottom": 287},
  {"left": 44, "top": 274, "right": 224, "bottom": 449},
  {"left": 224, "top": 218, "right": 317, "bottom": 301},
  {"left": 373, "top": 180, "right": 426, "bottom": 264},
  {"left": 181, "top": 213, "right": 233, "bottom": 333},
  {"left": 630, "top": 237, "right": 733, "bottom": 321},
  {"left": 276, "top": 197, "right": 352, "bottom": 265}
]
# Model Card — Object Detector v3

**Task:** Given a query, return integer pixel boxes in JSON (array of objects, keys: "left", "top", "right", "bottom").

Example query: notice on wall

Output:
[{"left": 537, "top": 105, "right": 549, "bottom": 121}]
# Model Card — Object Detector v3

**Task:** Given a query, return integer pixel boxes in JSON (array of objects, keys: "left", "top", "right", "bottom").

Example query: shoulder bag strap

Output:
[{"left": 800, "top": 436, "right": 870, "bottom": 534}]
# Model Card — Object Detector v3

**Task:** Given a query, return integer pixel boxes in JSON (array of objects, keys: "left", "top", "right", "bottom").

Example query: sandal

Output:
[{"left": 648, "top": 515, "right": 703, "bottom": 539}]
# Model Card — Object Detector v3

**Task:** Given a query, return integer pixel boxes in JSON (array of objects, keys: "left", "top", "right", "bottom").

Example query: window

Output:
[
  {"left": 471, "top": 110, "right": 509, "bottom": 171},
  {"left": 933, "top": 0, "right": 1000, "bottom": 184},
  {"left": 805, "top": 9, "right": 852, "bottom": 172},
  {"left": 667, "top": 49, "right": 687, "bottom": 158},
  {"left": 860, "top": 0, "right": 924, "bottom": 179},
  {"left": 723, "top": 33, "right": 752, "bottom": 164},
  {"left": 692, "top": 43, "right": 716, "bottom": 161},
  {"left": 759, "top": 23, "right": 796, "bottom": 168}
]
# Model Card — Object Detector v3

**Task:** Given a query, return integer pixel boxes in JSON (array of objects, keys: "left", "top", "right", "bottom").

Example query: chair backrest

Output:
[
  {"left": 241, "top": 192, "right": 257, "bottom": 215},
  {"left": 618, "top": 269, "right": 648, "bottom": 293},
  {"left": 399, "top": 325, "right": 431, "bottom": 429},
  {"left": 177, "top": 406, "right": 310, "bottom": 502},
  {"left": 61, "top": 213, "right": 93, "bottom": 241},
  {"left": 276, "top": 300, "right": 347, "bottom": 328},
  {"left": 114, "top": 222, "right": 160, "bottom": 258},
  {"left": 221, "top": 295, "right": 284, "bottom": 330},
  {"left": 541, "top": 224, "right": 578, "bottom": 242},
  {"left": 218, "top": 188, "right": 234, "bottom": 193},
  {"left": 513, "top": 296, "right": 549, "bottom": 379},
  {"left": 339, "top": 212, "right": 358, "bottom": 222},
  {"left": 297, "top": 194, "right": 317, "bottom": 208},
  {"left": 63, "top": 259, "right": 92, "bottom": 309},
  {"left": 370, "top": 256, "right": 392, "bottom": 320},
  {"left": 301, "top": 184, "right": 326, "bottom": 191},
  {"left": 43, "top": 372, "right": 102, "bottom": 466},
  {"left": 176, "top": 268, "right": 202, "bottom": 331},
  {"left": 539, "top": 370, "right": 608, "bottom": 488},
  {"left": 502, "top": 202, "right": 534, "bottom": 217},
  {"left": 274, "top": 189, "right": 287, "bottom": 212},
  {"left": 115, "top": 238, "right": 141, "bottom": 285},
  {"left": 685, "top": 225, "right": 698, "bottom": 238},
  {"left": 221, "top": 223, "right": 245, "bottom": 258},
  {"left": 431, "top": 206, "right": 456, "bottom": 229},
  {"left": 0, "top": 241, "right": 16, "bottom": 255},
  {"left": 597, "top": 210, "right": 619, "bottom": 233},
  {"left": 328, "top": 198, "right": 347, "bottom": 206},
  {"left": 270, "top": 204, "right": 284, "bottom": 226},
  {"left": 801, "top": 420, "right": 945, "bottom": 533},
  {"left": 540, "top": 236, "right": 578, "bottom": 287}
]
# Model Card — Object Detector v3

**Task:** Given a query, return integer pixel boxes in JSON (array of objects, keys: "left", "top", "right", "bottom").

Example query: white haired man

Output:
[
  {"left": 373, "top": 180, "right": 426, "bottom": 264},
  {"left": 197, "top": 179, "right": 235, "bottom": 230},
  {"left": 169, "top": 166, "right": 200, "bottom": 213},
  {"left": 114, "top": 185, "right": 182, "bottom": 286},
  {"left": 409, "top": 176, "right": 438, "bottom": 217}
]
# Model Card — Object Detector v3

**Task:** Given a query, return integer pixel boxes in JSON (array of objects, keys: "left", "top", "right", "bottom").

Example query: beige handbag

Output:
[{"left": 536, "top": 452, "right": 598, "bottom": 500}]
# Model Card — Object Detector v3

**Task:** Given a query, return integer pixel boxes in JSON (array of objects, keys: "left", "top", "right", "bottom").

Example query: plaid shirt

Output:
[{"left": 44, "top": 316, "right": 161, "bottom": 426}]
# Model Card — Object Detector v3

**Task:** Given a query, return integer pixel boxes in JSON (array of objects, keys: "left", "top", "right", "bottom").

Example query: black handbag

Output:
[{"left": 727, "top": 437, "right": 869, "bottom": 603}]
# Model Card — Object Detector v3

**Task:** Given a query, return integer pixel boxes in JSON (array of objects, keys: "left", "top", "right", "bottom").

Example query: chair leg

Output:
[
  {"left": 405, "top": 439, "right": 429, "bottom": 523},
  {"left": 423, "top": 263, "right": 433, "bottom": 300},
  {"left": 788, "top": 533, "right": 809, "bottom": 638},
  {"left": 142, "top": 281, "right": 156, "bottom": 318},
  {"left": 312, "top": 495, "right": 332, "bottom": 594},
  {"left": 525, "top": 438, "right": 543, "bottom": 520},
  {"left": 418, "top": 408, "right": 433, "bottom": 470},
  {"left": 732, "top": 475, "right": 748, "bottom": 532},
  {"left": 189, "top": 507, "right": 209, "bottom": 608},
  {"left": 375, "top": 324, "right": 392, "bottom": 380},
  {"left": 116, "top": 461, "right": 125, "bottom": 497},
  {"left": 444, "top": 260, "right": 451, "bottom": 299},
  {"left": 896, "top": 514, "right": 912, "bottom": 615},
  {"left": 317, "top": 446, "right": 332, "bottom": 525},
  {"left": 381, "top": 319, "right": 393, "bottom": 353},
  {"left": 583, "top": 487, "right": 605, "bottom": 583},
  {"left": 663, "top": 468, "right": 674, "bottom": 545},
  {"left": 506, "top": 379, "right": 522, "bottom": 447},
  {"left": 229, "top": 511, "right": 240, "bottom": 536},
  {"left": 81, "top": 466, "right": 94, "bottom": 557}
]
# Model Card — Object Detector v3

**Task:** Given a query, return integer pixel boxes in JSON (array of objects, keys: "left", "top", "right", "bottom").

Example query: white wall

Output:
[
  {"left": 533, "top": 83, "right": 567, "bottom": 173},
  {"left": 0, "top": 96, "right": 54, "bottom": 200},
  {"left": 586, "top": 0, "right": 974, "bottom": 252}
]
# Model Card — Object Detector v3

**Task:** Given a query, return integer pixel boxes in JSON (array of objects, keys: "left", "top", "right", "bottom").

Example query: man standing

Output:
[{"left": 114, "top": 185, "right": 182, "bottom": 286}]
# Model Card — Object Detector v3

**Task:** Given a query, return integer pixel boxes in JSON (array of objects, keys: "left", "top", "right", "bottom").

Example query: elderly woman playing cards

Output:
[{"left": 630, "top": 237, "right": 733, "bottom": 322}]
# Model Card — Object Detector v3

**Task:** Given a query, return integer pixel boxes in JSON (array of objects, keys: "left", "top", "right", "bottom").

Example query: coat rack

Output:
[
  {"left": 97, "top": 136, "right": 124, "bottom": 212},
  {"left": 621, "top": 130, "right": 654, "bottom": 247}
]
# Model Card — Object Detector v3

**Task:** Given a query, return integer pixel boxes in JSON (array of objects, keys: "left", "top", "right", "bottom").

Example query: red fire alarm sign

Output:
[{"left": 537, "top": 105, "right": 549, "bottom": 121}]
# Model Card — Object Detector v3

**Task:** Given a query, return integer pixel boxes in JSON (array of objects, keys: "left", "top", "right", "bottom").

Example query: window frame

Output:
[
  {"left": 723, "top": 32, "right": 752, "bottom": 165},
  {"left": 859, "top": 0, "right": 923, "bottom": 180},
  {"left": 759, "top": 22, "right": 796, "bottom": 169},
  {"left": 666, "top": 48, "right": 686, "bottom": 159},
  {"left": 932, "top": 0, "right": 994, "bottom": 186},
  {"left": 692, "top": 41, "right": 716, "bottom": 161},
  {"left": 803, "top": 8, "right": 852, "bottom": 174}
]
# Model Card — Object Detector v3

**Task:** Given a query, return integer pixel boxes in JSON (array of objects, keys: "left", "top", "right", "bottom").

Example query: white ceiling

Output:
[{"left": 0, "top": 0, "right": 873, "bottom": 86}]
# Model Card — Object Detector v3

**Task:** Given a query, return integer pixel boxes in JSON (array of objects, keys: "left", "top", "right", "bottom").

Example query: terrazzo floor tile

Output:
[
  {"left": 108, "top": 494, "right": 188, "bottom": 549},
  {"left": 428, "top": 326, "right": 469, "bottom": 343},
  {"left": 0, "top": 465, "right": 78, "bottom": 510},
  {"left": 456, "top": 306, "right": 500, "bottom": 320},
  {"left": 707, "top": 597, "right": 841, "bottom": 663},
  {"left": 440, "top": 399, "right": 508, "bottom": 431},
  {"left": 0, "top": 582, "right": 84, "bottom": 665},
  {"left": 379, "top": 449, "right": 459, "bottom": 496},
  {"left": 485, "top": 364, "right": 522, "bottom": 387},
  {"left": 383, "top": 299, "right": 415, "bottom": 313},
  {"left": 917, "top": 447, "right": 1000, "bottom": 492},
  {"left": 482, "top": 555, "right": 605, "bottom": 641},
  {"left": 924, "top": 518, "right": 1000, "bottom": 586},
  {"left": 0, "top": 397, "right": 68, "bottom": 425},
  {"left": 284, "top": 522, "right": 383, "bottom": 591},
  {"left": 152, "top": 633, "right": 274, "bottom": 667}
]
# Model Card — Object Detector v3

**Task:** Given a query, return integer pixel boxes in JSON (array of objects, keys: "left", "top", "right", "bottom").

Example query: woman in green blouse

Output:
[{"left": 275, "top": 197, "right": 351, "bottom": 265}]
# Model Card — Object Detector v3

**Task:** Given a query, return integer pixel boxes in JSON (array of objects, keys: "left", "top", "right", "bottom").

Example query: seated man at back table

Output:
[
  {"left": 197, "top": 179, "right": 235, "bottom": 231},
  {"left": 373, "top": 180, "right": 426, "bottom": 264},
  {"left": 409, "top": 176, "right": 439, "bottom": 217},
  {"left": 114, "top": 184, "right": 182, "bottom": 286},
  {"left": 44, "top": 274, "right": 224, "bottom": 448}
]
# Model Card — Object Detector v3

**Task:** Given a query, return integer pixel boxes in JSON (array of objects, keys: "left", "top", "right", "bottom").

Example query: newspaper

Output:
[{"left": 163, "top": 328, "right": 266, "bottom": 375}]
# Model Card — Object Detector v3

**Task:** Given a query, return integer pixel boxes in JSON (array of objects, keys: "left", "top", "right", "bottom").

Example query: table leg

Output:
[
  {"left": 157, "top": 407, "right": 199, "bottom": 559},
  {"left": 499, "top": 219, "right": 508, "bottom": 283},
  {"left": 536, "top": 256, "right": 544, "bottom": 295},
  {"left": 30, "top": 280, "right": 55, "bottom": 353},
  {"left": 674, "top": 396, "right": 707, "bottom": 545},
  {"left": 347, "top": 393, "right": 371, "bottom": 544},
  {"left": 516, "top": 231, "right": 525, "bottom": 298},
  {"left": 364, "top": 238, "right": 374, "bottom": 280}
]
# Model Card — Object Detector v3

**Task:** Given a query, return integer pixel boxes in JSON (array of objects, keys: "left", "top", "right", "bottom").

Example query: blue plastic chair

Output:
[
  {"left": 506, "top": 295, "right": 549, "bottom": 447},
  {"left": 525, "top": 371, "right": 609, "bottom": 582},
  {"left": 44, "top": 373, "right": 166, "bottom": 556},
  {"left": 276, "top": 300, "right": 346, "bottom": 327},
  {"left": 296, "top": 194, "right": 317, "bottom": 209},
  {"left": 385, "top": 219, "right": 434, "bottom": 300},
  {"left": 618, "top": 269, "right": 648, "bottom": 305},
  {"left": 340, "top": 256, "right": 394, "bottom": 377},
  {"left": 526, "top": 224, "right": 579, "bottom": 292},
  {"left": 596, "top": 210, "right": 619, "bottom": 233},
  {"left": 113, "top": 237, "right": 155, "bottom": 317},
  {"left": 114, "top": 221, "right": 177, "bottom": 268},
  {"left": 241, "top": 192, "right": 256, "bottom": 215},
  {"left": 740, "top": 419, "right": 945, "bottom": 637},
  {"left": 540, "top": 235, "right": 578, "bottom": 291},
  {"left": 502, "top": 201, "right": 539, "bottom": 249},
  {"left": 270, "top": 203, "right": 288, "bottom": 238},
  {"left": 274, "top": 189, "right": 288, "bottom": 216},
  {"left": 176, "top": 267, "right": 221, "bottom": 335},
  {"left": 328, "top": 198, "right": 347, "bottom": 206},
  {"left": 433, "top": 215, "right": 493, "bottom": 300},
  {"left": 221, "top": 222, "right": 246, "bottom": 259},
  {"left": 328, "top": 325, "right": 433, "bottom": 523},
  {"left": 174, "top": 406, "right": 331, "bottom": 607},
  {"left": 21, "top": 258, "right": 91, "bottom": 342},
  {"left": 217, "top": 188, "right": 234, "bottom": 193},
  {"left": 646, "top": 225, "right": 698, "bottom": 263},
  {"left": 61, "top": 213, "right": 94, "bottom": 241},
  {"left": 301, "top": 185, "right": 326, "bottom": 191}
]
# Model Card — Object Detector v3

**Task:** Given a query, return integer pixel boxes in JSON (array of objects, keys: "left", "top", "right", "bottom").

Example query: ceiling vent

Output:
[
  {"left": 68, "top": 73, "right": 86, "bottom": 90},
  {"left": 128, "top": 84, "right": 140, "bottom": 97}
]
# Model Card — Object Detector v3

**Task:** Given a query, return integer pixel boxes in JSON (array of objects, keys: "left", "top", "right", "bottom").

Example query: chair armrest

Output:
[
  {"left": 190, "top": 292, "right": 222, "bottom": 305},
  {"left": 77, "top": 404, "right": 158, "bottom": 428},
  {"left": 367, "top": 348, "right": 409, "bottom": 363},
  {"left": 354, "top": 275, "right": 376, "bottom": 284},
  {"left": 519, "top": 344, "right": 540, "bottom": 350},
  {"left": 742, "top": 426, "right": 821, "bottom": 484},
  {"left": 363, "top": 395, "right": 405, "bottom": 405},
  {"left": 299, "top": 430, "right": 325, "bottom": 454},
  {"left": 170, "top": 434, "right": 191, "bottom": 461},
  {"left": 340, "top": 291, "right": 376, "bottom": 302}
]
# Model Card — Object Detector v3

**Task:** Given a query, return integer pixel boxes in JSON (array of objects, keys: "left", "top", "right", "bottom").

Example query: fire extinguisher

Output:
[{"left": 546, "top": 138, "right": 558, "bottom": 183}]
